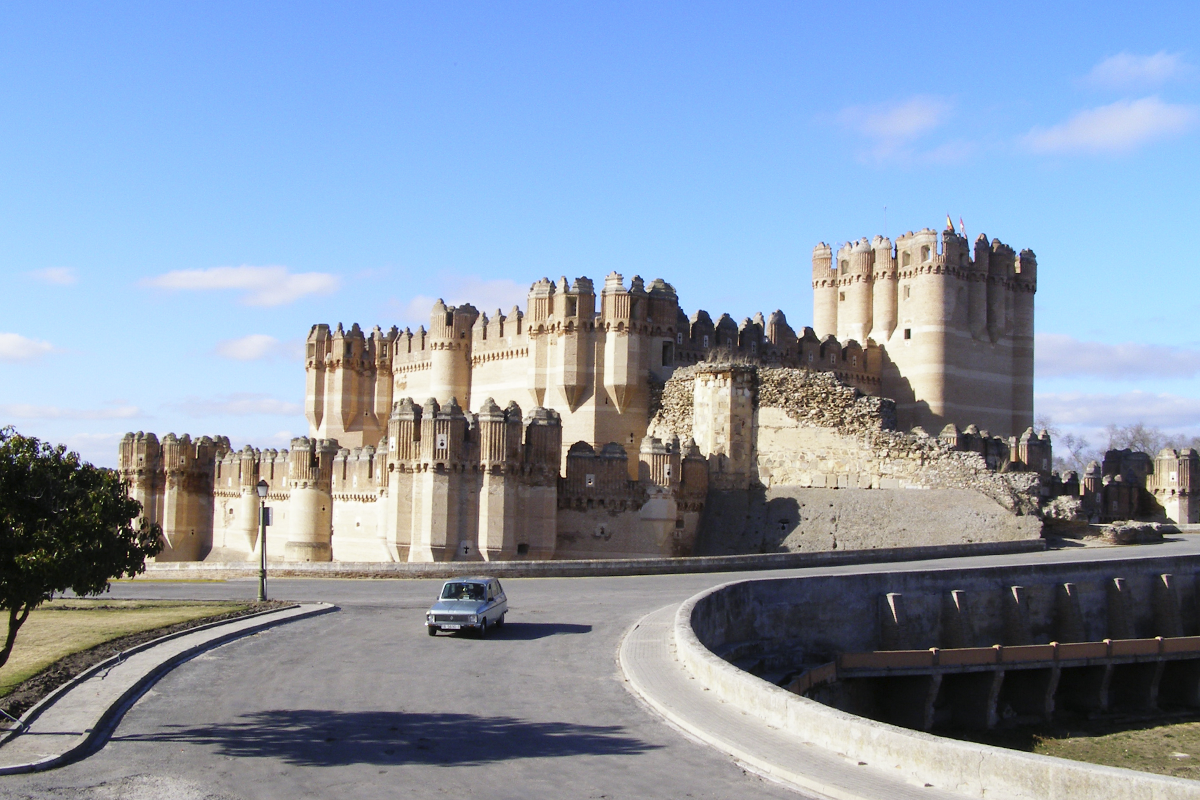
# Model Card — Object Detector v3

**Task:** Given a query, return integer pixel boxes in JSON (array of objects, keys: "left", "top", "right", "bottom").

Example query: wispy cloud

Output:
[
  {"left": 0, "top": 402, "right": 143, "bottom": 420},
  {"left": 391, "top": 277, "right": 530, "bottom": 329},
  {"left": 214, "top": 334, "right": 302, "bottom": 361},
  {"left": 170, "top": 393, "right": 304, "bottom": 417},
  {"left": 1083, "top": 52, "right": 1194, "bottom": 89},
  {"left": 0, "top": 332, "right": 56, "bottom": 361},
  {"left": 28, "top": 267, "right": 77, "bottom": 286},
  {"left": 143, "top": 265, "right": 340, "bottom": 306},
  {"left": 1037, "top": 391, "right": 1200, "bottom": 430},
  {"left": 1037, "top": 334, "right": 1200, "bottom": 380},
  {"left": 836, "top": 95, "right": 966, "bottom": 164},
  {"left": 1024, "top": 96, "right": 1199, "bottom": 155}
]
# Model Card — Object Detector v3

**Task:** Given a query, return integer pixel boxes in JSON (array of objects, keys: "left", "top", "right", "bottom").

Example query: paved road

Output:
[{"left": 6, "top": 538, "right": 1200, "bottom": 800}]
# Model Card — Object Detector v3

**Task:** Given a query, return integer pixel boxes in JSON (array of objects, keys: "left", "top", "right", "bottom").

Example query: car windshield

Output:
[{"left": 441, "top": 582, "right": 485, "bottom": 601}]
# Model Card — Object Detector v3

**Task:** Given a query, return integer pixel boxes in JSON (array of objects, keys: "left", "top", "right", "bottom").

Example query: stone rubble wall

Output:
[{"left": 651, "top": 364, "right": 1043, "bottom": 524}]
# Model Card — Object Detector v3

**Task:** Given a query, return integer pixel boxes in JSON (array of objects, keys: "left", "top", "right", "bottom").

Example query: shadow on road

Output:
[
  {"left": 117, "top": 709, "right": 658, "bottom": 766},
  {"left": 460, "top": 622, "right": 592, "bottom": 640}
]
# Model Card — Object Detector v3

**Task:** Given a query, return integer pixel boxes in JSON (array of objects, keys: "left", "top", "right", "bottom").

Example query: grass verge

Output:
[
  {"left": 947, "top": 712, "right": 1200, "bottom": 780},
  {"left": 0, "top": 598, "right": 287, "bottom": 723}
]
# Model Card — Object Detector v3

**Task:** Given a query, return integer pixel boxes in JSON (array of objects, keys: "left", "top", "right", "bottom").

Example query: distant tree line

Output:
[{"left": 1035, "top": 418, "right": 1200, "bottom": 474}]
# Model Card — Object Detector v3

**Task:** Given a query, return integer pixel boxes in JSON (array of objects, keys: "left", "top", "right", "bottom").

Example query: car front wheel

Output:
[
  {"left": 427, "top": 626, "right": 437, "bottom": 636},
  {"left": 495, "top": 612, "right": 505, "bottom": 628},
  {"left": 478, "top": 618, "right": 487, "bottom": 638}
]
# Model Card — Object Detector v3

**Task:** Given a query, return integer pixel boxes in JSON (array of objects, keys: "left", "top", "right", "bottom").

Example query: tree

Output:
[
  {"left": 1036, "top": 415, "right": 1100, "bottom": 473},
  {"left": 0, "top": 427, "right": 163, "bottom": 670}
]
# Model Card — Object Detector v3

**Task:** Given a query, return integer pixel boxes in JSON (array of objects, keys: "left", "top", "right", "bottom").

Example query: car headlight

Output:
[{"left": 467, "top": 614, "right": 477, "bottom": 623}]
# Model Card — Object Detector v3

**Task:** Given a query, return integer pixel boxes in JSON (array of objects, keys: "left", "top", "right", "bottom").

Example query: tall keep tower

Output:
[{"left": 812, "top": 223, "right": 1036, "bottom": 438}]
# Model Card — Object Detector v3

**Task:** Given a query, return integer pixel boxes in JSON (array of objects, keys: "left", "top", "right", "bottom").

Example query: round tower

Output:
[
  {"left": 870, "top": 235, "right": 897, "bottom": 343},
  {"left": 1011, "top": 248, "right": 1037, "bottom": 435},
  {"left": 837, "top": 238, "right": 873, "bottom": 344},
  {"left": 811, "top": 243, "right": 837, "bottom": 339},
  {"left": 284, "top": 437, "right": 337, "bottom": 562},
  {"left": 428, "top": 300, "right": 478, "bottom": 407}
]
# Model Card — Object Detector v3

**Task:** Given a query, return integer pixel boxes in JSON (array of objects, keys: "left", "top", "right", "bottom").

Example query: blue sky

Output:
[{"left": 3, "top": 1, "right": 1200, "bottom": 467}]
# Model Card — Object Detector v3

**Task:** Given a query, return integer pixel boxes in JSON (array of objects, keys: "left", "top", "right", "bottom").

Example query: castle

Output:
[{"left": 120, "top": 223, "right": 1081, "bottom": 564}]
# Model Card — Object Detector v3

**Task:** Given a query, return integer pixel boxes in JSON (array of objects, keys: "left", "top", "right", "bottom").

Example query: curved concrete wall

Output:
[{"left": 678, "top": 556, "right": 1200, "bottom": 800}]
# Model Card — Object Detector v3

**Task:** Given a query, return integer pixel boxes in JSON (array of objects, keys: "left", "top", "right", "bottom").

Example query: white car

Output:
[{"left": 425, "top": 577, "right": 508, "bottom": 636}]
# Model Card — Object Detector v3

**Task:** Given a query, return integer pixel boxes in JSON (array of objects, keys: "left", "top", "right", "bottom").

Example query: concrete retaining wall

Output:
[
  {"left": 677, "top": 555, "right": 1200, "bottom": 799},
  {"left": 140, "top": 538, "right": 1045, "bottom": 580}
]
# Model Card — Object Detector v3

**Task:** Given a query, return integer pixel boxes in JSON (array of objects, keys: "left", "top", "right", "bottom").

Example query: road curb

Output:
[
  {"left": 619, "top": 606, "right": 866, "bottom": 800},
  {"left": 0, "top": 602, "right": 336, "bottom": 774},
  {"left": 141, "top": 538, "right": 1047, "bottom": 580}
]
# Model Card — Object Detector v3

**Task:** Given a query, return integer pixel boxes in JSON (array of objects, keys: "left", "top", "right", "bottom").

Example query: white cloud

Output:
[
  {"left": 1084, "top": 52, "right": 1193, "bottom": 89},
  {"left": 0, "top": 402, "right": 142, "bottom": 420},
  {"left": 836, "top": 96, "right": 957, "bottom": 163},
  {"left": 0, "top": 332, "right": 56, "bottom": 361},
  {"left": 1037, "top": 333, "right": 1200, "bottom": 380},
  {"left": 393, "top": 277, "right": 530, "bottom": 329},
  {"left": 28, "top": 267, "right": 77, "bottom": 286},
  {"left": 143, "top": 265, "right": 340, "bottom": 306},
  {"left": 1037, "top": 391, "right": 1200, "bottom": 430},
  {"left": 214, "top": 334, "right": 302, "bottom": 361},
  {"left": 1024, "top": 96, "right": 1199, "bottom": 154},
  {"left": 842, "top": 95, "right": 951, "bottom": 140},
  {"left": 171, "top": 393, "right": 304, "bottom": 417}
]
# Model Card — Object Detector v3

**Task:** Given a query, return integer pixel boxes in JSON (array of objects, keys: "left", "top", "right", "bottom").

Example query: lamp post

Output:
[{"left": 256, "top": 479, "right": 269, "bottom": 602}]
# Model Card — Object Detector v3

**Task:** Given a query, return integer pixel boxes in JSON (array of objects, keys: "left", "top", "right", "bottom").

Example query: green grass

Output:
[{"left": 1033, "top": 718, "right": 1200, "bottom": 780}]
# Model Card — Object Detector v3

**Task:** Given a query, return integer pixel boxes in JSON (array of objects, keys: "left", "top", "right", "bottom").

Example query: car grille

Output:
[{"left": 432, "top": 614, "right": 469, "bottom": 623}]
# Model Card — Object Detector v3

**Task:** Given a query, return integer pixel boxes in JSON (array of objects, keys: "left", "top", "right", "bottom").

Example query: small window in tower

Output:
[
  {"left": 344, "top": 343, "right": 353, "bottom": 357},
  {"left": 902, "top": 252, "right": 911, "bottom": 267},
  {"left": 566, "top": 297, "right": 578, "bottom": 316},
  {"left": 904, "top": 328, "right": 912, "bottom": 340},
  {"left": 380, "top": 345, "right": 388, "bottom": 356},
  {"left": 517, "top": 543, "right": 529, "bottom": 555},
  {"left": 830, "top": 353, "right": 836, "bottom": 365},
  {"left": 307, "top": 343, "right": 315, "bottom": 358},
  {"left": 920, "top": 245, "right": 931, "bottom": 262},
  {"left": 903, "top": 285, "right": 911, "bottom": 299},
  {"left": 436, "top": 433, "right": 448, "bottom": 450},
  {"left": 662, "top": 341, "right": 673, "bottom": 366},
  {"left": 839, "top": 292, "right": 846, "bottom": 301},
  {"left": 676, "top": 332, "right": 683, "bottom": 345},
  {"left": 852, "top": 355, "right": 857, "bottom": 367},
  {"left": 585, "top": 474, "right": 595, "bottom": 487},
  {"left": 702, "top": 335, "right": 710, "bottom": 348}
]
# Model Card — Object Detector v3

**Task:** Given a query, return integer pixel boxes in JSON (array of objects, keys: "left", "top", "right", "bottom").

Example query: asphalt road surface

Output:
[{"left": 6, "top": 538, "right": 1200, "bottom": 800}]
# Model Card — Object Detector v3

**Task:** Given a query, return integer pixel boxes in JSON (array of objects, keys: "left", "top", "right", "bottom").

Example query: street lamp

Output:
[{"left": 256, "top": 479, "right": 269, "bottom": 602}]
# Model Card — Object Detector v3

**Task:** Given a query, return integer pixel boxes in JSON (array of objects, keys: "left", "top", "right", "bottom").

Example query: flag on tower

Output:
[
  {"left": 959, "top": 217, "right": 965, "bottom": 238},
  {"left": 946, "top": 214, "right": 955, "bottom": 232}
]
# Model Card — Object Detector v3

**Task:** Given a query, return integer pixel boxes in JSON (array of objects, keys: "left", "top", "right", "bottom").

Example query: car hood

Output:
[{"left": 429, "top": 599, "right": 487, "bottom": 614}]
